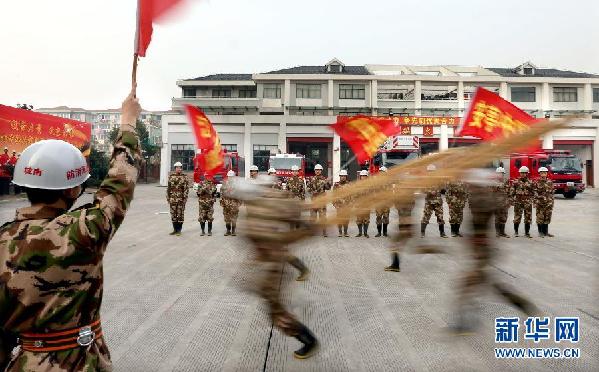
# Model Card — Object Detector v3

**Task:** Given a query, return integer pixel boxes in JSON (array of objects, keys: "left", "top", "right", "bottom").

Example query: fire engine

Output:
[
  {"left": 507, "top": 150, "right": 585, "bottom": 198},
  {"left": 268, "top": 153, "right": 306, "bottom": 178},
  {"left": 193, "top": 151, "right": 245, "bottom": 196},
  {"left": 368, "top": 135, "right": 420, "bottom": 174}
]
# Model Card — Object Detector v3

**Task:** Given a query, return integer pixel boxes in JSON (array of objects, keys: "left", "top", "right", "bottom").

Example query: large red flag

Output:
[
  {"left": 184, "top": 105, "right": 224, "bottom": 180},
  {"left": 330, "top": 115, "right": 400, "bottom": 163},
  {"left": 457, "top": 87, "right": 541, "bottom": 140},
  {"left": 135, "top": 0, "right": 184, "bottom": 57}
]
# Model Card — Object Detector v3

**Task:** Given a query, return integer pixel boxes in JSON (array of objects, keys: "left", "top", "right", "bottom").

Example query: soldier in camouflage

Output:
[
  {"left": 267, "top": 168, "right": 284, "bottom": 190},
  {"left": 374, "top": 166, "right": 391, "bottom": 237},
  {"left": 220, "top": 170, "right": 242, "bottom": 236},
  {"left": 249, "top": 164, "right": 259, "bottom": 179},
  {"left": 285, "top": 165, "right": 306, "bottom": 201},
  {"left": 509, "top": 166, "right": 535, "bottom": 238},
  {"left": 491, "top": 167, "right": 511, "bottom": 238},
  {"left": 445, "top": 180, "right": 469, "bottom": 237},
  {"left": 354, "top": 170, "right": 371, "bottom": 238},
  {"left": 332, "top": 170, "right": 351, "bottom": 237},
  {"left": 196, "top": 176, "right": 217, "bottom": 236},
  {"left": 421, "top": 165, "right": 448, "bottom": 238},
  {"left": 235, "top": 175, "right": 318, "bottom": 359},
  {"left": 0, "top": 90, "right": 141, "bottom": 371},
  {"left": 305, "top": 164, "right": 331, "bottom": 237},
  {"left": 451, "top": 169, "right": 537, "bottom": 335},
  {"left": 166, "top": 161, "right": 190, "bottom": 236},
  {"left": 386, "top": 182, "right": 416, "bottom": 272},
  {"left": 534, "top": 167, "right": 555, "bottom": 238}
]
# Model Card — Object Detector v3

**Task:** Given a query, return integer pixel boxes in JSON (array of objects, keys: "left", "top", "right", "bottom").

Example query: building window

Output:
[
  {"left": 377, "top": 92, "right": 405, "bottom": 100},
  {"left": 263, "top": 84, "right": 282, "bottom": 99},
  {"left": 296, "top": 84, "right": 322, "bottom": 99},
  {"left": 253, "top": 145, "right": 278, "bottom": 171},
  {"left": 593, "top": 88, "right": 599, "bottom": 103},
  {"left": 523, "top": 67, "right": 534, "bottom": 75},
  {"left": 511, "top": 87, "right": 536, "bottom": 102},
  {"left": 171, "top": 144, "right": 195, "bottom": 171},
  {"left": 212, "top": 89, "right": 231, "bottom": 98},
  {"left": 239, "top": 88, "right": 257, "bottom": 98},
  {"left": 222, "top": 144, "right": 238, "bottom": 152},
  {"left": 339, "top": 84, "right": 365, "bottom": 99},
  {"left": 553, "top": 87, "right": 578, "bottom": 102},
  {"left": 182, "top": 87, "right": 196, "bottom": 98}
]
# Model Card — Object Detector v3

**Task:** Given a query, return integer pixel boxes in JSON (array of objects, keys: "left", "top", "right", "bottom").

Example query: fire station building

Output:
[{"left": 160, "top": 59, "right": 599, "bottom": 186}]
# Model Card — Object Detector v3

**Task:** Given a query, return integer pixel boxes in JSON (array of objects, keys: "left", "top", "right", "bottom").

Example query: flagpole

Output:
[
  {"left": 132, "top": 0, "right": 140, "bottom": 95},
  {"left": 132, "top": 53, "right": 139, "bottom": 94}
]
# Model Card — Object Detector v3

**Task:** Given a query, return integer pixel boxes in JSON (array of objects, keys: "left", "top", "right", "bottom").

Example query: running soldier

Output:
[
  {"left": 451, "top": 169, "right": 537, "bottom": 335},
  {"left": 510, "top": 166, "right": 534, "bottom": 238},
  {"left": 386, "top": 183, "right": 417, "bottom": 272},
  {"left": 197, "top": 175, "right": 217, "bottom": 236},
  {"left": 286, "top": 165, "right": 306, "bottom": 201},
  {"left": 534, "top": 167, "right": 555, "bottom": 237},
  {"left": 236, "top": 175, "right": 318, "bottom": 359},
  {"left": 306, "top": 164, "right": 331, "bottom": 237},
  {"left": 375, "top": 166, "right": 391, "bottom": 237},
  {"left": 491, "top": 167, "right": 510, "bottom": 238},
  {"left": 332, "top": 169, "right": 351, "bottom": 237},
  {"left": 355, "top": 170, "right": 371, "bottom": 238},
  {"left": 221, "top": 170, "right": 242, "bottom": 236},
  {"left": 0, "top": 89, "right": 141, "bottom": 371},
  {"left": 421, "top": 164, "right": 448, "bottom": 238},
  {"left": 445, "top": 180, "right": 469, "bottom": 237},
  {"left": 166, "top": 161, "right": 190, "bottom": 235}
]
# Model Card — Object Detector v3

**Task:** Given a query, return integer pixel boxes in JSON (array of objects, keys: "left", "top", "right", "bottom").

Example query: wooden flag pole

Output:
[{"left": 132, "top": 53, "right": 139, "bottom": 95}]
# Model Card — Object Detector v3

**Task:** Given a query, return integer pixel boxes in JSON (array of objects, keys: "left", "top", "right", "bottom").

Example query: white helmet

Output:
[
  {"left": 267, "top": 167, "right": 276, "bottom": 174},
  {"left": 359, "top": 170, "right": 369, "bottom": 177},
  {"left": 379, "top": 166, "right": 388, "bottom": 172},
  {"left": 227, "top": 170, "right": 235, "bottom": 177},
  {"left": 519, "top": 166, "right": 530, "bottom": 173},
  {"left": 291, "top": 165, "right": 299, "bottom": 172},
  {"left": 496, "top": 167, "right": 505, "bottom": 173},
  {"left": 249, "top": 165, "right": 259, "bottom": 171},
  {"left": 538, "top": 167, "right": 548, "bottom": 172},
  {"left": 314, "top": 164, "right": 323, "bottom": 170},
  {"left": 426, "top": 164, "right": 437, "bottom": 172},
  {"left": 173, "top": 161, "right": 183, "bottom": 167},
  {"left": 339, "top": 170, "right": 348, "bottom": 176},
  {"left": 13, "top": 139, "right": 89, "bottom": 190}
]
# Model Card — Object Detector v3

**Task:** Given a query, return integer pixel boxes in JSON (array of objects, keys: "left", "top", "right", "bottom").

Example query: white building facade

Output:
[{"left": 161, "top": 60, "right": 599, "bottom": 186}]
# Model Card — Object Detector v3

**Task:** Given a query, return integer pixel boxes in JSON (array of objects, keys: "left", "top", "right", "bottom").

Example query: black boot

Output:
[
  {"left": 455, "top": 224, "right": 463, "bottom": 237},
  {"left": 500, "top": 224, "right": 509, "bottom": 238},
  {"left": 293, "top": 325, "right": 319, "bottom": 359},
  {"left": 537, "top": 224, "right": 544, "bottom": 238},
  {"left": 343, "top": 224, "right": 349, "bottom": 237},
  {"left": 200, "top": 222, "right": 206, "bottom": 236},
  {"left": 224, "top": 223, "right": 231, "bottom": 236},
  {"left": 231, "top": 223, "right": 237, "bottom": 236},
  {"left": 545, "top": 224, "right": 554, "bottom": 237},
  {"left": 421, "top": 223, "right": 427, "bottom": 238},
  {"left": 384, "top": 252, "right": 400, "bottom": 272},
  {"left": 495, "top": 223, "right": 500, "bottom": 237},
  {"left": 363, "top": 223, "right": 369, "bottom": 238},
  {"left": 450, "top": 224, "right": 458, "bottom": 237},
  {"left": 439, "top": 224, "right": 448, "bottom": 238},
  {"left": 170, "top": 222, "right": 177, "bottom": 235},
  {"left": 524, "top": 223, "right": 532, "bottom": 238},
  {"left": 207, "top": 222, "right": 213, "bottom": 236},
  {"left": 513, "top": 223, "right": 519, "bottom": 237},
  {"left": 338, "top": 225, "right": 343, "bottom": 237},
  {"left": 383, "top": 223, "right": 388, "bottom": 237},
  {"left": 176, "top": 223, "right": 183, "bottom": 235},
  {"left": 355, "top": 224, "right": 363, "bottom": 237},
  {"left": 375, "top": 224, "right": 382, "bottom": 237},
  {"left": 322, "top": 228, "right": 327, "bottom": 237},
  {"left": 288, "top": 256, "right": 309, "bottom": 281}
]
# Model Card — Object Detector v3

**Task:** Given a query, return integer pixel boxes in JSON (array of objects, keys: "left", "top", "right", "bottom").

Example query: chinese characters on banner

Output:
[
  {"left": 0, "top": 105, "right": 91, "bottom": 155},
  {"left": 423, "top": 125, "right": 434, "bottom": 137},
  {"left": 184, "top": 105, "right": 224, "bottom": 180},
  {"left": 390, "top": 116, "right": 461, "bottom": 126}
]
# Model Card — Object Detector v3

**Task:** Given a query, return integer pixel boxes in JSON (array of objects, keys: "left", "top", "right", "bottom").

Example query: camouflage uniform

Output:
[
  {"left": 445, "top": 181, "right": 469, "bottom": 237},
  {"left": 0, "top": 130, "right": 140, "bottom": 371},
  {"left": 271, "top": 178, "right": 284, "bottom": 190},
  {"left": 306, "top": 175, "right": 331, "bottom": 236},
  {"left": 453, "top": 182, "right": 537, "bottom": 333},
  {"left": 220, "top": 180, "right": 242, "bottom": 236},
  {"left": 509, "top": 177, "right": 535, "bottom": 236},
  {"left": 386, "top": 190, "right": 416, "bottom": 272},
  {"left": 285, "top": 176, "right": 306, "bottom": 200},
  {"left": 332, "top": 180, "right": 350, "bottom": 236},
  {"left": 534, "top": 178, "right": 554, "bottom": 237},
  {"left": 353, "top": 180, "right": 371, "bottom": 237},
  {"left": 375, "top": 183, "right": 392, "bottom": 237},
  {"left": 491, "top": 180, "right": 511, "bottom": 237},
  {"left": 166, "top": 172, "right": 190, "bottom": 232},
  {"left": 421, "top": 186, "right": 447, "bottom": 238},
  {"left": 196, "top": 179, "right": 216, "bottom": 222}
]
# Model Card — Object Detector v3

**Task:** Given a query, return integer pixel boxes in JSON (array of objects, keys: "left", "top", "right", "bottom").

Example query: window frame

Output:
[
  {"left": 553, "top": 87, "right": 578, "bottom": 103},
  {"left": 182, "top": 87, "right": 196, "bottom": 98},
  {"left": 339, "top": 84, "right": 365, "bottom": 100},
  {"left": 170, "top": 144, "right": 195, "bottom": 171},
  {"left": 593, "top": 88, "right": 599, "bottom": 103},
  {"left": 211, "top": 88, "right": 232, "bottom": 98},
  {"left": 252, "top": 144, "right": 278, "bottom": 171},
  {"left": 296, "top": 84, "right": 322, "bottom": 99},
  {"left": 263, "top": 84, "right": 282, "bottom": 99},
  {"left": 511, "top": 86, "right": 536, "bottom": 102}
]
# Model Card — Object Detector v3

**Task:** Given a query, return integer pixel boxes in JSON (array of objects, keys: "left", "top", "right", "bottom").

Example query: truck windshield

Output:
[
  {"left": 551, "top": 157, "right": 582, "bottom": 172},
  {"left": 270, "top": 157, "right": 302, "bottom": 169},
  {"left": 382, "top": 152, "right": 418, "bottom": 168}
]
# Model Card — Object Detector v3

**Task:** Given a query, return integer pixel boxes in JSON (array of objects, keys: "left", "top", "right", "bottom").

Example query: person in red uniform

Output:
[{"left": 0, "top": 147, "right": 10, "bottom": 195}]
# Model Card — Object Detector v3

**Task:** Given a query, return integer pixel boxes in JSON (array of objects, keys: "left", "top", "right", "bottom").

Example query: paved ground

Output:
[{"left": 1, "top": 185, "right": 598, "bottom": 372}]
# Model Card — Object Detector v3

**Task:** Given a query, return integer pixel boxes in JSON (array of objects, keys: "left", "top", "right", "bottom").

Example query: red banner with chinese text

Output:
[
  {"left": 184, "top": 105, "right": 224, "bottom": 180},
  {"left": 331, "top": 115, "right": 401, "bottom": 163},
  {"left": 423, "top": 125, "right": 434, "bottom": 137},
  {"left": 0, "top": 105, "right": 91, "bottom": 155},
  {"left": 391, "top": 116, "right": 461, "bottom": 126}
]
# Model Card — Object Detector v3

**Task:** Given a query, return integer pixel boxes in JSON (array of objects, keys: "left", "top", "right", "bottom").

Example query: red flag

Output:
[
  {"left": 135, "top": 0, "right": 183, "bottom": 57},
  {"left": 184, "top": 105, "right": 224, "bottom": 180},
  {"left": 330, "top": 115, "right": 400, "bottom": 163}
]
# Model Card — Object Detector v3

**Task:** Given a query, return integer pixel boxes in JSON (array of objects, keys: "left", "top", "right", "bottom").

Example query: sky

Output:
[{"left": 1, "top": 0, "right": 598, "bottom": 111}]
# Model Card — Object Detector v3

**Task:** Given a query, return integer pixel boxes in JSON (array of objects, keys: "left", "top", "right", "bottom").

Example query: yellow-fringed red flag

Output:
[
  {"left": 330, "top": 115, "right": 399, "bottom": 163},
  {"left": 184, "top": 105, "right": 224, "bottom": 180},
  {"left": 457, "top": 87, "right": 541, "bottom": 151}
]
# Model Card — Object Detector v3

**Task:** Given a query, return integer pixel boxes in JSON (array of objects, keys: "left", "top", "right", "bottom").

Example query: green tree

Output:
[
  {"left": 108, "top": 120, "right": 158, "bottom": 157},
  {"left": 88, "top": 147, "right": 110, "bottom": 187}
]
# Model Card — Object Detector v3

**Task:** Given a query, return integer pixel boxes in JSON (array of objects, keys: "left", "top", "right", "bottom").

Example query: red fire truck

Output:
[
  {"left": 508, "top": 150, "right": 585, "bottom": 198},
  {"left": 193, "top": 151, "right": 245, "bottom": 195},
  {"left": 368, "top": 135, "right": 420, "bottom": 174},
  {"left": 268, "top": 154, "right": 306, "bottom": 178}
]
